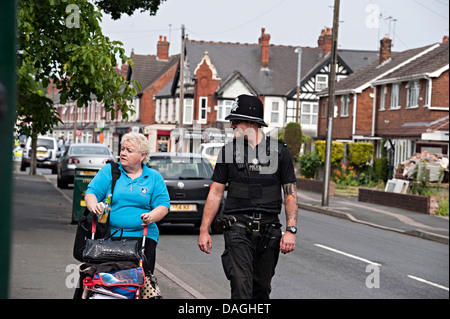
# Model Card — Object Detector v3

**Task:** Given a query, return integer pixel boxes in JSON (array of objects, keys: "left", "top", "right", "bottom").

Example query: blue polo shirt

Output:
[{"left": 86, "top": 162, "right": 170, "bottom": 242}]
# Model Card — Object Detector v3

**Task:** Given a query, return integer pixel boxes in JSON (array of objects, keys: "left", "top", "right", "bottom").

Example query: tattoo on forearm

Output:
[{"left": 283, "top": 183, "right": 298, "bottom": 222}]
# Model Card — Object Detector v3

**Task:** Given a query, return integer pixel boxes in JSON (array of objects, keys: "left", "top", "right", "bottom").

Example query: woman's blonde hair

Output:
[{"left": 121, "top": 132, "right": 150, "bottom": 164}]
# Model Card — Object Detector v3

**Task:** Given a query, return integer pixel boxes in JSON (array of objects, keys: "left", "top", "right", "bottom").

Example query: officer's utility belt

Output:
[
  {"left": 227, "top": 183, "right": 281, "bottom": 204},
  {"left": 217, "top": 212, "right": 281, "bottom": 233}
]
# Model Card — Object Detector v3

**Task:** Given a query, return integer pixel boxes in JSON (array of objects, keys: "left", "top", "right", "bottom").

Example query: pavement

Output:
[
  {"left": 8, "top": 167, "right": 449, "bottom": 299},
  {"left": 296, "top": 189, "right": 449, "bottom": 245}
]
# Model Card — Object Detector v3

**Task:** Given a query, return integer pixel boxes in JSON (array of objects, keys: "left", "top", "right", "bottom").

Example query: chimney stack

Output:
[
  {"left": 443, "top": 35, "right": 448, "bottom": 43},
  {"left": 318, "top": 28, "right": 333, "bottom": 55},
  {"left": 259, "top": 28, "right": 271, "bottom": 68},
  {"left": 157, "top": 35, "right": 170, "bottom": 61},
  {"left": 379, "top": 37, "right": 392, "bottom": 64}
]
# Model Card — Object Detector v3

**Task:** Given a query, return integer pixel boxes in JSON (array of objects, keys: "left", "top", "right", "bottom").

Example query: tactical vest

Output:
[{"left": 224, "top": 136, "right": 284, "bottom": 214}]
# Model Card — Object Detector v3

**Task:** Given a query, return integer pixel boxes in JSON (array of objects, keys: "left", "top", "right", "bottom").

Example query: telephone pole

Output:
[
  {"left": 295, "top": 47, "right": 303, "bottom": 123},
  {"left": 322, "top": 0, "right": 340, "bottom": 206},
  {"left": 179, "top": 24, "right": 185, "bottom": 130}
]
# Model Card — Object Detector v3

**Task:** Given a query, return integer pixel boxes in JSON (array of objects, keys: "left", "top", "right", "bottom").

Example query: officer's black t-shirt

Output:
[{"left": 212, "top": 136, "right": 296, "bottom": 214}]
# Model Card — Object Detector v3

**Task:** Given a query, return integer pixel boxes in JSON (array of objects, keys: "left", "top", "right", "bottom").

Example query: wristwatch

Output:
[{"left": 286, "top": 226, "right": 297, "bottom": 234}]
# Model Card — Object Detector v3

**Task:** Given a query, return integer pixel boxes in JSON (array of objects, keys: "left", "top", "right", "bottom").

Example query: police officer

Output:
[{"left": 198, "top": 94, "right": 298, "bottom": 299}]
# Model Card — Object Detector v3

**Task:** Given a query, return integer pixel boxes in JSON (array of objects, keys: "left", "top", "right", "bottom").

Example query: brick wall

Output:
[
  {"left": 296, "top": 178, "right": 335, "bottom": 196},
  {"left": 358, "top": 188, "right": 439, "bottom": 215},
  {"left": 194, "top": 59, "right": 220, "bottom": 123},
  {"left": 376, "top": 74, "right": 449, "bottom": 135},
  {"left": 140, "top": 62, "right": 178, "bottom": 124},
  {"left": 431, "top": 70, "right": 449, "bottom": 108}
]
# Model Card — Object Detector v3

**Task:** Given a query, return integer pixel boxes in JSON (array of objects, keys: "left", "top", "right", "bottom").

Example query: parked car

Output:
[
  {"left": 20, "top": 136, "right": 61, "bottom": 174},
  {"left": 147, "top": 152, "right": 224, "bottom": 230},
  {"left": 57, "top": 143, "right": 115, "bottom": 188},
  {"left": 196, "top": 143, "right": 224, "bottom": 167}
]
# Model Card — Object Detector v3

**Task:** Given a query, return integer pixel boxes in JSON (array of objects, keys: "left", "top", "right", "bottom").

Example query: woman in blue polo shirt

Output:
[{"left": 85, "top": 132, "right": 170, "bottom": 273}]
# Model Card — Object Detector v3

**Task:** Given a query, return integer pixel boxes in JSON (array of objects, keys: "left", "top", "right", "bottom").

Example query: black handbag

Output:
[
  {"left": 73, "top": 208, "right": 110, "bottom": 262},
  {"left": 72, "top": 162, "right": 121, "bottom": 262},
  {"left": 82, "top": 228, "right": 140, "bottom": 263}
]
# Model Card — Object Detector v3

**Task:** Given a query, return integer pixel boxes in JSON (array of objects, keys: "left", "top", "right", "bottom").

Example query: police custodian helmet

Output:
[{"left": 225, "top": 94, "right": 268, "bottom": 127}]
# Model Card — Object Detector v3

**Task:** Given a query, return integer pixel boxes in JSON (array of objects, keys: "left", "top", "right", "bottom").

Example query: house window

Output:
[
  {"left": 184, "top": 98, "right": 193, "bottom": 124},
  {"left": 321, "top": 99, "right": 327, "bottom": 118},
  {"left": 217, "top": 100, "right": 232, "bottom": 121},
  {"left": 199, "top": 97, "right": 207, "bottom": 123},
  {"left": 340, "top": 95, "right": 349, "bottom": 116},
  {"left": 406, "top": 81, "right": 420, "bottom": 108},
  {"left": 315, "top": 74, "right": 328, "bottom": 91},
  {"left": 271, "top": 102, "right": 279, "bottom": 124},
  {"left": 390, "top": 83, "right": 401, "bottom": 109},
  {"left": 380, "top": 85, "right": 386, "bottom": 111},
  {"left": 424, "top": 79, "right": 431, "bottom": 106},
  {"left": 301, "top": 102, "right": 318, "bottom": 125}
]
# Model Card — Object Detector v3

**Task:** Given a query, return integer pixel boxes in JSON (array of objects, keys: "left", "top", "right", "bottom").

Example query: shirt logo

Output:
[{"left": 140, "top": 187, "right": 149, "bottom": 197}]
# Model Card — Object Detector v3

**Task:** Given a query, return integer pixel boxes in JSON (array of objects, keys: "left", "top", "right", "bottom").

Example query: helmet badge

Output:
[{"left": 231, "top": 98, "right": 239, "bottom": 113}]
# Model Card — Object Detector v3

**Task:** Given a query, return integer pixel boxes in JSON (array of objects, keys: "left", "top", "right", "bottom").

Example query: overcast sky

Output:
[{"left": 99, "top": 0, "right": 449, "bottom": 60}]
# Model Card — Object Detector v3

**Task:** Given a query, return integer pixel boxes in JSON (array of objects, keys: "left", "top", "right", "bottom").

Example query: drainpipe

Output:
[
  {"left": 372, "top": 86, "right": 377, "bottom": 136},
  {"left": 352, "top": 92, "right": 357, "bottom": 141}
]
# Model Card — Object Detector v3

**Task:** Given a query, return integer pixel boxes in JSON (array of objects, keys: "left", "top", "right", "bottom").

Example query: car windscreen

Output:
[
  {"left": 37, "top": 139, "right": 55, "bottom": 149},
  {"left": 70, "top": 145, "right": 111, "bottom": 155},
  {"left": 148, "top": 157, "right": 213, "bottom": 180}
]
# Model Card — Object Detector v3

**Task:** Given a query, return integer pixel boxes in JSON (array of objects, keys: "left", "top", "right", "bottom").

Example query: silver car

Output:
[{"left": 57, "top": 143, "right": 115, "bottom": 188}]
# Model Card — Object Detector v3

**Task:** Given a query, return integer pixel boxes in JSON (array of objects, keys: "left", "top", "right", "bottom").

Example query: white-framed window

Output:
[
  {"left": 380, "top": 85, "right": 386, "bottom": 111},
  {"left": 199, "top": 97, "right": 207, "bottom": 124},
  {"left": 340, "top": 95, "right": 349, "bottom": 117},
  {"left": 315, "top": 74, "right": 328, "bottom": 91},
  {"left": 217, "top": 100, "right": 232, "bottom": 121},
  {"left": 184, "top": 98, "right": 193, "bottom": 124},
  {"left": 155, "top": 99, "right": 161, "bottom": 122},
  {"left": 424, "top": 79, "right": 431, "bottom": 107},
  {"left": 271, "top": 101, "right": 280, "bottom": 124},
  {"left": 406, "top": 81, "right": 420, "bottom": 108},
  {"left": 390, "top": 83, "right": 401, "bottom": 109},
  {"left": 301, "top": 102, "right": 318, "bottom": 125}
]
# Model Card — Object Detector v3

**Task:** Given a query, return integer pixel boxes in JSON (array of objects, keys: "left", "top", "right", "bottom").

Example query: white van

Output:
[
  {"left": 20, "top": 136, "right": 61, "bottom": 174},
  {"left": 196, "top": 143, "right": 224, "bottom": 167}
]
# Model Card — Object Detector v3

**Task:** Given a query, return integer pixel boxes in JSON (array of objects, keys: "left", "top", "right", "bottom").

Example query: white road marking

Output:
[
  {"left": 315, "top": 244, "right": 382, "bottom": 267},
  {"left": 407, "top": 275, "right": 449, "bottom": 292}
]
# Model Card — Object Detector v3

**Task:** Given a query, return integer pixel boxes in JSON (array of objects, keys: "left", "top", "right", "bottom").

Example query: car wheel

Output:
[
  {"left": 59, "top": 175, "right": 69, "bottom": 189},
  {"left": 51, "top": 167, "right": 57, "bottom": 174}
]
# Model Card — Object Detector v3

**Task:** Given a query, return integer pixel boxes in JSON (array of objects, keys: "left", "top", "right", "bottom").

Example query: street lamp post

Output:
[{"left": 295, "top": 47, "right": 303, "bottom": 124}]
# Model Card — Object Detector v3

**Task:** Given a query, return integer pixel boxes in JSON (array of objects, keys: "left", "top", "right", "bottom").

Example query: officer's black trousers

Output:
[{"left": 221, "top": 225, "right": 282, "bottom": 299}]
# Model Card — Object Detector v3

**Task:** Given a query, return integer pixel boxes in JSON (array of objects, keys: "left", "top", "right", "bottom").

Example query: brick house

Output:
[
  {"left": 155, "top": 28, "right": 378, "bottom": 152},
  {"left": 317, "top": 37, "right": 449, "bottom": 169}
]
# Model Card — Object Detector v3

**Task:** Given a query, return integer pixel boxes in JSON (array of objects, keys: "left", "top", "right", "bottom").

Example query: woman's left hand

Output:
[{"left": 140, "top": 212, "right": 154, "bottom": 225}]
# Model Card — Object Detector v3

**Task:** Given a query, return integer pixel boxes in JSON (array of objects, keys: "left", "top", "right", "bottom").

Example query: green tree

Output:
[
  {"left": 17, "top": 0, "right": 144, "bottom": 174},
  {"left": 95, "top": 0, "right": 166, "bottom": 20},
  {"left": 283, "top": 122, "right": 302, "bottom": 162}
]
